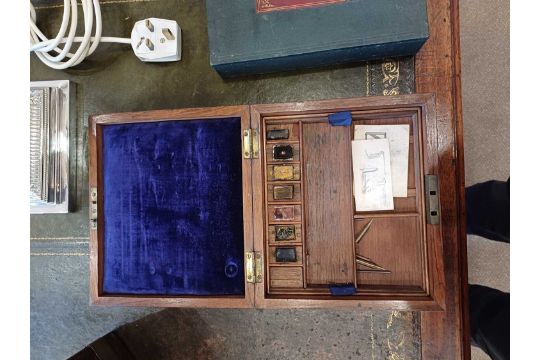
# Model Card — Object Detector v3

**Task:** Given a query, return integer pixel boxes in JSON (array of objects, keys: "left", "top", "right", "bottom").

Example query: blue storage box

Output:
[{"left": 205, "top": 0, "right": 429, "bottom": 77}]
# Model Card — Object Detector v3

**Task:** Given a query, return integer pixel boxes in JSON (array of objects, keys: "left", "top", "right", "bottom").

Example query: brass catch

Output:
[
  {"left": 424, "top": 175, "right": 440, "bottom": 225},
  {"left": 90, "top": 187, "right": 98, "bottom": 230}
]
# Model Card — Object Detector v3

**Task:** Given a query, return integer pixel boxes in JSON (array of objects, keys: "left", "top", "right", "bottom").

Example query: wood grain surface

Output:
[
  {"left": 251, "top": 94, "right": 444, "bottom": 311},
  {"left": 355, "top": 216, "right": 424, "bottom": 288},
  {"left": 416, "top": 0, "right": 470, "bottom": 358},
  {"left": 302, "top": 121, "right": 356, "bottom": 285}
]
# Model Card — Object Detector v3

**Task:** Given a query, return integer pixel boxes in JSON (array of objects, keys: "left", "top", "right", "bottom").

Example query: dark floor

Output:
[{"left": 30, "top": 1, "right": 509, "bottom": 359}]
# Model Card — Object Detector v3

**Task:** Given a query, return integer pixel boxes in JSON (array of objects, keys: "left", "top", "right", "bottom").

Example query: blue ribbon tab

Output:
[
  {"left": 329, "top": 283, "right": 356, "bottom": 296},
  {"left": 328, "top": 111, "right": 352, "bottom": 126}
]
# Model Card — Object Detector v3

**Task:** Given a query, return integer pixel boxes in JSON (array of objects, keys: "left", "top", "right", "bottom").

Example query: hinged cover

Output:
[{"left": 89, "top": 105, "right": 254, "bottom": 307}]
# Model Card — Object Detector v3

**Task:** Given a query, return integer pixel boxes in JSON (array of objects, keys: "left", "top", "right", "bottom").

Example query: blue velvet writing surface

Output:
[{"left": 101, "top": 117, "right": 245, "bottom": 296}]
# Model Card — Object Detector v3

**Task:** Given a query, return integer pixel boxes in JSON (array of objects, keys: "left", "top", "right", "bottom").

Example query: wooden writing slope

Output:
[
  {"left": 89, "top": 95, "right": 443, "bottom": 308},
  {"left": 89, "top": 1, "right": 468, "bottom": 357}
]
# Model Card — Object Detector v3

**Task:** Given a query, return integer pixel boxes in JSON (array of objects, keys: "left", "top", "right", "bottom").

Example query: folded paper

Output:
[
  {"left": 352, "top": 138, "right": 394, "bottom": 211},
  {"left": 354, "top": 124, "right": 410, "bottom": 197}
]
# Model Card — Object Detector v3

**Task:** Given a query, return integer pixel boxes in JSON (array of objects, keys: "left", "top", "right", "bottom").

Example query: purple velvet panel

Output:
[{"left": 101, "top": 117, "right": 245, "bottom": 295}]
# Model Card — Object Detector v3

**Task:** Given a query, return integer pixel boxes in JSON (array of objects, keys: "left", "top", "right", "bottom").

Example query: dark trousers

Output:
[{"left": 466, "top": 179, "right": 510, "bottom": 360}]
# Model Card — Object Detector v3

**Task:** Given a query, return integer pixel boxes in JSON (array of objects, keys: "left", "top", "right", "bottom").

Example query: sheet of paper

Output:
[
  {"left": 354, "top": 124, "right": 410, "bottom": 197},
  {"left": 352, "top": 139, "right": 394, "bottom": 211}
]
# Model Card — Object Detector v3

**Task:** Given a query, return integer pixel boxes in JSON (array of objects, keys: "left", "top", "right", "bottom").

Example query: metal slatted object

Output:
[{"left": 30, "top": 80, "right": 72, "bottom": 214}]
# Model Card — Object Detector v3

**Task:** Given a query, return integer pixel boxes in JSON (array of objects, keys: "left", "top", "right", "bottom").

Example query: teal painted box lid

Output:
[{"left": 205, "top": 0, "right": 429, "bottom": 77}]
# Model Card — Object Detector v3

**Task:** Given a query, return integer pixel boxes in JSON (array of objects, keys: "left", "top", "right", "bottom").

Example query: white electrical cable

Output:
[{"left": 30, "top": 0, "right": 131, "bottom": 69}]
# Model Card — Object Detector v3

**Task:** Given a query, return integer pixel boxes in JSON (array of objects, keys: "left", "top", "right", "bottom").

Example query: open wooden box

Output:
[{"left": 89, "top": 94, "right": 445, "bottom": 310}]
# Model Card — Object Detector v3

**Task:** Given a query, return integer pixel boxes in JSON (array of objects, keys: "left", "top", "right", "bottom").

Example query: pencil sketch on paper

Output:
[
  {"left": 354, "top": 124, "right": 410, "bottom": 197},
  {"left": 361, "top": 150, "right": 388, "bottom": 193},
  {"left": 365, "top": 131, "right": 387, "bottom": 140},
  {"left": 352, "top": 139, "right": 394, "bottom": 212}
]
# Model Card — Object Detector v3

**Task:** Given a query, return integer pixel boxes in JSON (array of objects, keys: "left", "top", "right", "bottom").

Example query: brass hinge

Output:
[
  {"left": 245, "top": 251, "right": 263, "bottom": 283},
  {"left": 90, "top": 187, "right": 98, "bottom": 230},
  {"left": 243, "top": 129, "right": 259, "bottom": 159},
  {"left": 424, "top": 175, "right": 440, "bottom": 225}
]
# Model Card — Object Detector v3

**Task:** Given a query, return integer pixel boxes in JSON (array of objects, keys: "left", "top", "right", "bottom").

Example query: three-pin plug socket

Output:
[{"left": 131, "top": 18, "right": 182, "bottom": 62}]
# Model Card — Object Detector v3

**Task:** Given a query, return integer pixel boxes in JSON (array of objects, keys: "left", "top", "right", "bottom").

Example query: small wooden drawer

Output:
[
  {"left": 265, "top": 123, "right": 299, "bottom": 142},
  {"left": 267, "top": 183, "right": 302, "bottom": 202},
  {"left": 268, "top": 224, "right": 302, "bottom": 244},
  {"left": 267, "top": 164, "right": 301, "bottom": 181},
  {"left": 266, "top": 143, "right": 300, "bottom": 163},
  {"left": 269, "top": 267, "right": 303, "bottom": 288},
  {"left": 268, "top": 204, "right": 302, "bottom": 223},
  {"left": 269, "top": 246, "right": 303, "bottom": 265}
]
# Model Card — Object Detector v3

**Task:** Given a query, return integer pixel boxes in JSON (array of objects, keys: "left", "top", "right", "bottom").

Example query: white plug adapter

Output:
[{"left": 131, "top": 18, "right": 182, "bottom": 62}]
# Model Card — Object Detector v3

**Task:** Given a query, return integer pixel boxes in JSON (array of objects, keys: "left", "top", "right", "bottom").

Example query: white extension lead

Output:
[{"left": 30, "top": 0, "right": 182, "bottom": 69}]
